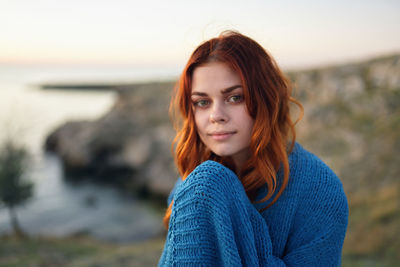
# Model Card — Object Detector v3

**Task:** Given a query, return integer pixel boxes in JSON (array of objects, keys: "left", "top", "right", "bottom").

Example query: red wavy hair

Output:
[{"left": 163, "top": 31, "right": 303, "bottom": 228}]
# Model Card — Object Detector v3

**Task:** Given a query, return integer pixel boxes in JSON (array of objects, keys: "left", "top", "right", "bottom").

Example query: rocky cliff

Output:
[{"left": 45, "top": 82, "right": 178, "bottom": 199}]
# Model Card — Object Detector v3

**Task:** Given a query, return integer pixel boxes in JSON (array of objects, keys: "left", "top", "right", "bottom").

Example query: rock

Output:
[
  {"left": 45, "top": 121, "right": 95, "bottom": 169},
  {"left": 44, "top": 82, "right": 178, "bottom": 198},
  {"left": 123, "top": 136, "right": 152, "bottom": 168}
]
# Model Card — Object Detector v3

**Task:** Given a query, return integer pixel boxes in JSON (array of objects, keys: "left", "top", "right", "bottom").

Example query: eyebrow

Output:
[{"left": 191, "top": 85, "right": 242, "bottom": 97}]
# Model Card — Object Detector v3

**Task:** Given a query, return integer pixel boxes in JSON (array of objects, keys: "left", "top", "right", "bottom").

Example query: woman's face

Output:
[{"left": 191, "top": 61, "right": 254, "bottom": 168}]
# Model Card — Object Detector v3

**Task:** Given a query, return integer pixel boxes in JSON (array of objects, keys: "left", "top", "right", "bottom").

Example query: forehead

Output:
[{"left": 191, "top": 62, "right": 241, "bottom": 93}]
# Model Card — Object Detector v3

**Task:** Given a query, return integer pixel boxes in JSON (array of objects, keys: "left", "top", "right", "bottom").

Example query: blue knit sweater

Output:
[{"left": 159, "top": 143, "right": 348, "bottom": 266}]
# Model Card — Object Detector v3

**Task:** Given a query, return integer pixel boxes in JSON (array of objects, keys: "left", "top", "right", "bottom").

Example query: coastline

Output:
[{"left": 39, "top": 80, "right": 176, "bottom": 91}]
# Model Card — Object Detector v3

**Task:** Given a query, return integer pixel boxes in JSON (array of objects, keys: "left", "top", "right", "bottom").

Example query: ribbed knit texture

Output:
[{"left": 159, "top": 143, "right": 348, "bottom": 266}]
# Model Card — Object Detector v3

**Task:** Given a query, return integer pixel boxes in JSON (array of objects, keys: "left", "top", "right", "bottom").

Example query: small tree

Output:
[{"left": 0, "top": 139, "right": 33, "bottom": 237}]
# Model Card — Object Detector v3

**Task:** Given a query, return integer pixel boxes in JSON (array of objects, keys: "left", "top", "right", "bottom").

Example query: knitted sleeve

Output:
[
  {"left": 277, "top": 157, "right": 349, "bottom": 266},
  {"left": 158, "top": 160, "right": 348, "bottom": 266}
]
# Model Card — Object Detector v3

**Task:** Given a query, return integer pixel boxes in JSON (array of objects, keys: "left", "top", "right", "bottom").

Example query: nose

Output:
[{"left": 210, "top": 103, "right": 228, "bottom": 123}]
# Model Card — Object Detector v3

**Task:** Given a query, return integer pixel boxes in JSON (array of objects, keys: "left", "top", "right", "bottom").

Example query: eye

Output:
[
  {"left": 193, "top": 99, "right": 210, "bottom": 108},
  {"left": 227, "top": 94, "right": 243, "bottom": 103}
]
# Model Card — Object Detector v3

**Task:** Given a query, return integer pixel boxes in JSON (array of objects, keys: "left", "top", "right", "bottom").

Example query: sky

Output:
[{"left": 1, "top": 0, "right": 400, "bottom": 69}]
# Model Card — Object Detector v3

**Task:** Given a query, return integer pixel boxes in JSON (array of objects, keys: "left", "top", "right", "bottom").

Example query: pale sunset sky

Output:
[{"left": 1, "top": 0, "right": 399, "bottom": 69}]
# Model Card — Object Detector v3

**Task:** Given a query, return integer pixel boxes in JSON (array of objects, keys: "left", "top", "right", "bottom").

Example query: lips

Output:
[{"left": 208, "top": 131, "right": 236, "bottom": 141}]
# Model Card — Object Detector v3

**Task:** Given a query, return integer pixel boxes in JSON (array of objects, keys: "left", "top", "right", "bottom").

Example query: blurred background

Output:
[{"left": 0, "top": 0, "right": 399, "bottom": 266}]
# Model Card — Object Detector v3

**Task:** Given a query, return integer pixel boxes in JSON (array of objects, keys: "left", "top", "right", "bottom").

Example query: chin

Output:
[{"left": 213, "top": 152, "right": 232, "bottom": 158}]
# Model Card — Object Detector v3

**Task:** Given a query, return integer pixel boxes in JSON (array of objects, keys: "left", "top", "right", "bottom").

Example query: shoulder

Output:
[
  {"left": 288, "top": 143, "right": 343, "bottom": 190},
  {"left": 287, "top": 143, "right": 348, "bottom": 222}
]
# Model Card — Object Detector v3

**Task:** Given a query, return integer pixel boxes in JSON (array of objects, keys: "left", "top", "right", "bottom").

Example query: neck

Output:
[{"left": 232, "top": 149, "right": 251, "bottom": 175}]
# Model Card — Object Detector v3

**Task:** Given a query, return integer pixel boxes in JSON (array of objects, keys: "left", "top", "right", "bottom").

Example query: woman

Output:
[{"left": 159, "top": 31, "right": 348, "bottom": 266}]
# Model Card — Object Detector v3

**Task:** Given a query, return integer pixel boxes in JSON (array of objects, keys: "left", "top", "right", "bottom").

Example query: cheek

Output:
[
  {"left": 193, "top": 111, "right": 207, "bottom": 133},
  {"left": 242, "top": 119, "right": 254, "bottom": 137},
  {"left": 238, "top": 111, "right": 254, "bottom": 138},
  {"left": 236, "top": 107, "right": 254, "bottom": 125}
]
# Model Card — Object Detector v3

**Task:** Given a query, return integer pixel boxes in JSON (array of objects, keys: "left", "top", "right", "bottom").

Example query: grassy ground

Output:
[
  {"left": 0, "top": 234, "right": 165, "bottom": 267},
  {"left": 1, "top": 233, "right": 399, "bottom": 266}
]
